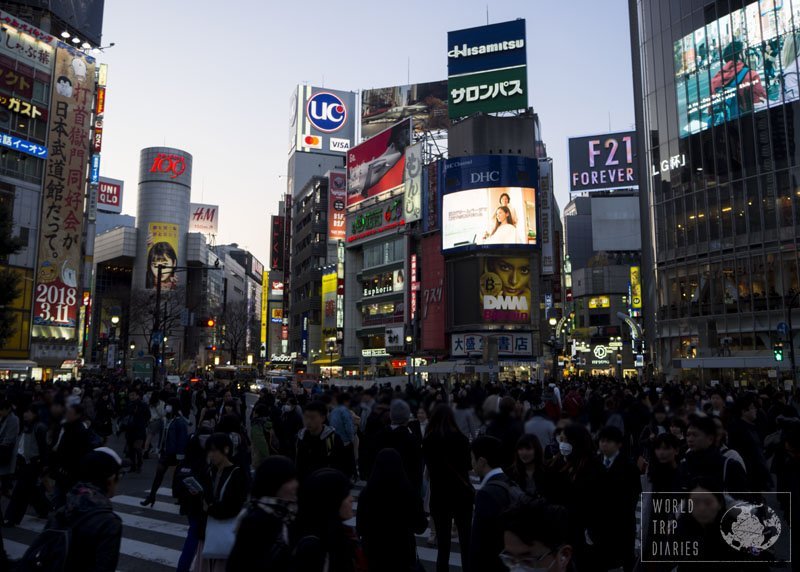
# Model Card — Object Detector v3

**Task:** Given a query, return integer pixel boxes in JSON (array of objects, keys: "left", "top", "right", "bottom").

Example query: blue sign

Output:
[
  {"left": 447, "top": 20, "right": 527, "bottom": 77},
  {"left": 306, "top": 91, "right": 347, "bottom": 133},
  {"left": 90, "top": 154, "right": 101, "bottom": 183},
  {"left": 777, "top": 322, "right": 790, "bottom": 337},
  {"left": 443, "top": 155, "right": 538, "bottom": 195},
  {"left": 0, "top": 133, "right": 48, "bottom": 159}
]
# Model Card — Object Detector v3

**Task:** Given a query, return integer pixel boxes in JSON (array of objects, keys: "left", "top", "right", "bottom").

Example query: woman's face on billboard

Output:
[
  {"left": 496, "top": 208, "right": 508, "bottom": 223},
  {"left": 494, "top": 258, "right": 530, "bottom": 295},
  {"left": 150, "top": 252, "right": 176, "bottom": 279}
]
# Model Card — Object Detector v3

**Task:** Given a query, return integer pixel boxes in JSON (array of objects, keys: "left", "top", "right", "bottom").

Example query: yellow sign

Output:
[
  {"left": 630, "top": 266, "right": 642, "bottom": 309},
  {"left": 588, "top": 296, "right": 610, "bottom": 309},
  {"left": 260, "top": 270, "right": 268, "bottom": 350},
  {"left": 322, "top": 271, "right": 337, "bottom": 333},
  {"left": 146, "top": 222, "right": 179, "bottom": 290}
]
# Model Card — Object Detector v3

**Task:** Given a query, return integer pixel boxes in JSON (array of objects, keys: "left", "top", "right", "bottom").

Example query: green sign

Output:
[{"left": 448, "top": 66, "right": 528, "bottom": 119}]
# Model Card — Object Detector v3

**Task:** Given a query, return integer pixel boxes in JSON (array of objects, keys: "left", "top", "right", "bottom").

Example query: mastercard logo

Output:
[{"left": 303, "top": 135, "right": 322, "bottom": 148}]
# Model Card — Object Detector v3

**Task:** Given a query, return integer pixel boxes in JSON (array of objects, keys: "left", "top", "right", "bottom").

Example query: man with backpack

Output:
[
  {"left": 18, "top": 447, "right": 123, "bottom": 572},
  {"left": 470, "top": 435, "right": 526, "bottom": 572},
  {"left": 295, "top": 401, "right": 347, "bottom": 481}
]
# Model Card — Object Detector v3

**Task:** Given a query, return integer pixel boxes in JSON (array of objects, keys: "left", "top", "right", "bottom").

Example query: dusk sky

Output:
[{"left": 99, "top": 0, "right": 634, "bottom": 265}]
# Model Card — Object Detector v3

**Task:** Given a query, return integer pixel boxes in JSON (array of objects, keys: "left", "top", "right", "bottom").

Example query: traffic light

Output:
[
  {"left": 205, "top": 345, "right": 217, "bottom": 352},
  {"left": 199, "top": 317, "right": 216, "bottom": 328},
  {"left": 773, "top": 343, "right": 784, "bottom": 362}
]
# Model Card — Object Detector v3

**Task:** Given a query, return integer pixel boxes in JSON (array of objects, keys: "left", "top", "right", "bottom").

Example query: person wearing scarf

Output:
[{"left": 226, "top": 456, "right": 298, "bottom": 572}]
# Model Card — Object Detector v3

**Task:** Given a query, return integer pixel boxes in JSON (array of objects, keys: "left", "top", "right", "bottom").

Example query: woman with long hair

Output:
[
  {"left": 293, "top": 468, "right": 365, "bottom": 572},
  {"left": 542, "top": 424, "right": 600, "bottom": 568},
  {"left": 482, "top": 205, "right": 518, "bottom": 245},
  {"left": 422, "top": 405, "right": 473, "bottom": 572},
  {"left": 144, "top": 391, "right": 165, "bottom": 458},
  {"left": 506, "top": 433, "right": 544, "bottom": 498},
  {"left": 356, "top": 449, "right": 427, "bottom": 571}
]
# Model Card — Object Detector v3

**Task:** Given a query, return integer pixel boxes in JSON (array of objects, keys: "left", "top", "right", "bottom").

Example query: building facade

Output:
[{"left": 630, "top": 0, "right": 800, "bottom": 381}]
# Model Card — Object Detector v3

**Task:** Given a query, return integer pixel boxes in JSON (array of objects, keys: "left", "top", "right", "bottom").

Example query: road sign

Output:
[{"left": 777, "top": 322, "right": 790, "bottom": 337}]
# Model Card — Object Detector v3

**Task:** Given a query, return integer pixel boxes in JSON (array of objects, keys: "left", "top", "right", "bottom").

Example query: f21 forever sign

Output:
[{"left": 568, "top": 131, "right": 639, "bottom": 192}]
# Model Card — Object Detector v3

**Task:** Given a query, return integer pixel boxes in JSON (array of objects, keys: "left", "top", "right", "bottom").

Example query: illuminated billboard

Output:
[
  {"left": 674, "top": 0, "right": 797, "bottom": 137},
  {"left": 328, "top": 170, "right": 346, "bottom": 242},
  {"left": 346, "top": 118, "right": 412, "bottom": 208},
  {"left": 441, "top": 155, "right": 537, "bottom": 252},
  {"left": 289, "top": 85, "right": 356, "bottom": 154},
  {"left": 568, "top": 131, "right": 638, "bottom": 192},
  {"left": 361, "top": 81, "right": 449, "bottom": 139}
]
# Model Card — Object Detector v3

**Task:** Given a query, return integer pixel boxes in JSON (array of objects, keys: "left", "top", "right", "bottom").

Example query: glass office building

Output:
[{"left": 631, "top": 0, "right": 800, "bottom": 381}]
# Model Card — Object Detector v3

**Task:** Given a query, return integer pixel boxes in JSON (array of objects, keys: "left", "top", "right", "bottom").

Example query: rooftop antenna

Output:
[
  {"left": 407, "top": 57, "right": 410, "bottom": 84},
  {"left": 608, "top": 112, "right": 612, "bottom": 131},
  {"left": 487, "top": 5, "right": 489, "bottom": 24}
]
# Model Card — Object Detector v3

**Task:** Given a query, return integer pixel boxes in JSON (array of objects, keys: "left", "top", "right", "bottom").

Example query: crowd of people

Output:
[{"left": 0, "top": 372, "right": 797, "bottom": 572}]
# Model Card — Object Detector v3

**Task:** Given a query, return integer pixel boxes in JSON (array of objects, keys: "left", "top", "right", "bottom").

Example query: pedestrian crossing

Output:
[{"left": 2, "top": 482, "right": 466, "bottom": 572}]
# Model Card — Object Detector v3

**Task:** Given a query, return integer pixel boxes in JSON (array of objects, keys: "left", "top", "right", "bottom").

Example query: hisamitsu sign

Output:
[{"left": 568, "top": 131, "right": 639, "bottom": 192}]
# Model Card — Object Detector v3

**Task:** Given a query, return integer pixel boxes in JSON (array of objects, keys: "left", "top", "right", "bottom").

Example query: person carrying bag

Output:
[{"left": 196, "top": 433, "right": 248, "bottom": 571}]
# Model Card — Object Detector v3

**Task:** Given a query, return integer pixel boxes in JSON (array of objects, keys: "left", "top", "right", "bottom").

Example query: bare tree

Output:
[
  {"left": 220, "top": 299, "right": 250, "bottom": 364},
  {"left": 128, "top": 287, "right": 188, "bottom": 351}
]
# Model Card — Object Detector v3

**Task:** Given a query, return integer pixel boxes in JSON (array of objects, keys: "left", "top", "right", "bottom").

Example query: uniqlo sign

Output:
[{"left": 97, "top": 177, "right": 123, "bottom": 214}]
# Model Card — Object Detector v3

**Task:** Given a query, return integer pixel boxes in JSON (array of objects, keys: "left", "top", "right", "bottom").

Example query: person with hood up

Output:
[
  {"left": 21, "top": 447, "right": 123, "bottom": 571},
  {"left": 292, "top": 468, "right": 366, "bottom": 572},
  {"left": 227, "top": 456, "right": 299, "bottom": 572},
  {"left": 356, "top": 448, "right": 427, "bottom": 572},
  {"left": 295, "top": 401, "right": 347, "bottom": 480}
]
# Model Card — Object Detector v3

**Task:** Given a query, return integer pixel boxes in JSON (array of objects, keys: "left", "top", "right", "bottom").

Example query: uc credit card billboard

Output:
[{"left": 441, "top": 155, "right": 538, "bottom": 252}]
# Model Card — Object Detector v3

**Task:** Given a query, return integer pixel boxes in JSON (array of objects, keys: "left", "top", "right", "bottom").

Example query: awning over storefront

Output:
[
  {"left": 675, "top": 357, "right": 791, "bottom": 370},
  {"left": 0, "top": 359, "right": 37, "bottom": 371},
  {"left": 311, "top": 357, "right": 340, "bottom": 366}
]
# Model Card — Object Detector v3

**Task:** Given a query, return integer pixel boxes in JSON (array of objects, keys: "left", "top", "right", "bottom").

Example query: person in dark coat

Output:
[
  {"left": 506, "top": 433, "right": 545, "bottom": 498},
  {"left": 92, "top": 391, "right": 115, "bottom": 442},
  {"left": 357, "top": 449, "right": 427, "bottom": 572},
  {"left": 122, "top": 389, "right": 149, "bottom": 472},
  {"left": 30, "top": 447, "right": 123, "bottom": 572},
  {"left": 470, "top": 435, "right": 524, "bottom": 572},
  {"left": 422, "top": 405, "right": 474, "bottom": 572},
  {"left": 500, "top": 501, "right": 575, "bottom": 572},
  {"left": 293, "top": 468, "right": 364, "bottom": 572},
  {"left": 227, "top": 456, "right": 298, "bottom": 572},
  {"left": 295, "top": 401, "right": 348, "bottom": 481},
  {"left": 373, "top": 399, "right": 423, "bottom": 494},
  {"left": 727, "top": 394, "right": 771, "bottom": 491},
  {"left": 4, "top": 404, "right": 50, "bottom": 525},
  {"left": 50, "top": 403, "right": 93, "bottom": 507},
  {"left": 588, "top": 425, "right": 640, "bottom": 572},
  {"left": 484, "top": 396, "right": 524, "bottom": 468},
  {"left": 141, "top": 398, "right": 189, "bottom": 507},
  {"left": 276, "top": 397, "right": 304, "bottom": 460},
  {"left": 679, "top": 414, "right": 749, "bottom": 495}
]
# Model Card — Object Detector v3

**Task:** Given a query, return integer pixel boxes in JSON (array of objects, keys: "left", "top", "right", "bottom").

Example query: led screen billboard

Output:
[
  {"left": 290, "top": 85, "right": 356, "bottom": 154},
  {"left": 568, "top": 131, "right": 638, "bottom": 192},
  {"left": 361, "top": 81, "right": 449, "bottom": 139},
  {"left": 347, "top": 118, "right": 412, "bottom": 208},
  {"left": 674, "top": 0, "right": 799, "bottom": 137},
  {"left": 441, "top": 155, "right": 537, "bottom": 252}
]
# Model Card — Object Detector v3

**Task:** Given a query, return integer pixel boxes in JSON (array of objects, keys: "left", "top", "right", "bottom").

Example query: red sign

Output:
[
  {"left": 346, "top": 118, "right": 412, "bottom": 208},
  {"left": 270, "top": 216, "right": 285, "bottom": 271},
  {"left": 97, "top": 178, "right": 123, "bottom": 213},
  {"left": 420, "top": 236, "right": 446, "bottom": 352},
  {"left": 281, "top": 325, "right": 289, "bottom": 341},
  {"left": 410, "top": 253, "right": 418, "bottom": 321},
  {"left": 328, "top": 171, "right": 346, "bottom": 242},
  {"left": 150, "top": 153, "right": 186, "bottom": 179},
  {"left": 95, "top": 86, "right": 106, "bottom": 115}
]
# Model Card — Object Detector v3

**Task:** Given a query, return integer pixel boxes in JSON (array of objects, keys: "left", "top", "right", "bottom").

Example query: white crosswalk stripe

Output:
[{"left": 3, "top": 486, "right": 465, "bottom": 571}]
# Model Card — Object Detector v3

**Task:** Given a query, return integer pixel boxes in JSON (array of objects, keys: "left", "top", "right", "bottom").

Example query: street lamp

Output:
[
  {"left": 548, "top": 317, "right": 558, "bottom": 383},
  {"left": 327, "top": 340, "right": 336, "bottom": 380},
  {"left": 405, "top": 334, "right": 415, "bottom": 386}
]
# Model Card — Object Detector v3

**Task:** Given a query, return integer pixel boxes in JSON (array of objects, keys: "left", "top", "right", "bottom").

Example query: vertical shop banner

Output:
[
  {"left": 145, "top": 222, "right": 179, "bottom": 290},
  {"left": 270, "top": 215, "right": 285, "bottom": 271},
  {"left": 328, "top": 171, "right": 346, "bottom": 242},
  {"left": 260, "top": 270, "right": 268, "bottom": 356},
  {"left": 322, "top": 271, "right": 337, "bottom": 336},
  {"left": 32, "top": 45, "right": 95, "bottom": 339},
  {"left": 403, "top": 142, "right": 423, "bottom": 223},
  {"left": 420, "top": 236, "right": 446, "bottom": 351},
  {"left": 630, "top": 266, "right": 642, "bottom": 310}
]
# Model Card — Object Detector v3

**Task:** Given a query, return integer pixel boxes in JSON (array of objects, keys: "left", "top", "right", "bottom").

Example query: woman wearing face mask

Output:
[
  {"left": 227, "top": 456, "right": 299, "bottom": 572},
  {"left": 292, "top": 468, "right": 366, "bottom": 572},
  {"left": 141, "top": 398, "right": 189, "bottom": 507},
  {"left": 541, "top": 424, "right": 599, "bottom": 568}
]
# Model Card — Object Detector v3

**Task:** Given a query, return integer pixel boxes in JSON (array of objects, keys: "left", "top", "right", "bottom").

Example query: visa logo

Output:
[{"left": 330, "top": 138, "right": 351, "bottom": 152}]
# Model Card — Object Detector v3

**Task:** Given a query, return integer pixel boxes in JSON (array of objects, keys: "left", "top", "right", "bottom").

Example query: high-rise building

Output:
[{"left": 630, "top": 0, "right": 800, "bottom": 382}]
